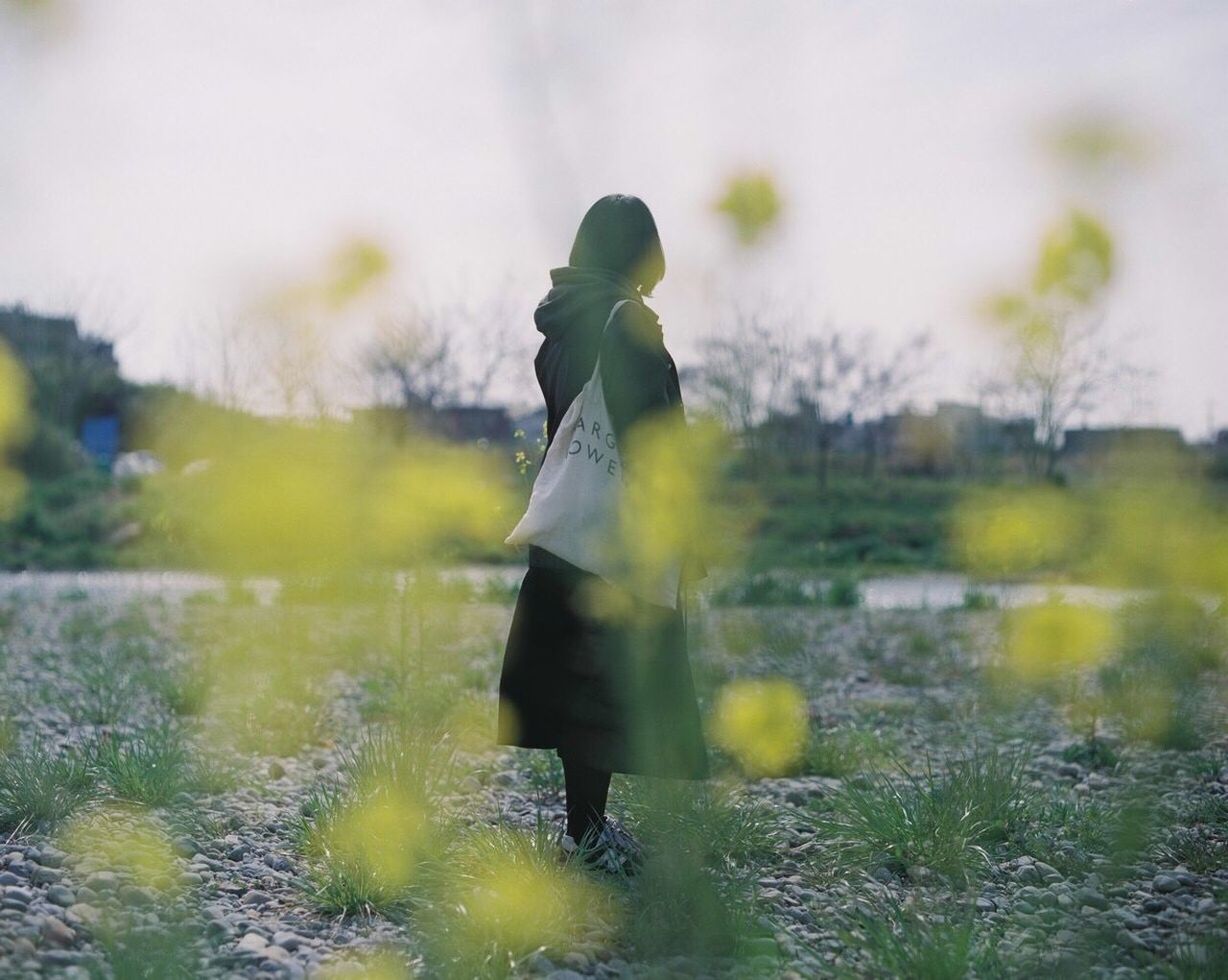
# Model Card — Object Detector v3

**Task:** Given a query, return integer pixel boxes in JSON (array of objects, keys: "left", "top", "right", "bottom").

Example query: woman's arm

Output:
[{"left": 600, "top": 301, "right": 674, "bottom": 449}]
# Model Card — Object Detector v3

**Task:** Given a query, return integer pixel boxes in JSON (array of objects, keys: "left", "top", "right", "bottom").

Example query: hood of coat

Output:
[{"left": 533, "top": 266, "right": 659, "bottom": 342}]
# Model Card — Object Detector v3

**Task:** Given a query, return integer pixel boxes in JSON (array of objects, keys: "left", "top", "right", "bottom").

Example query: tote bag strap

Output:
[{"left": 591, "top": 298, "right": 634, "bottom": 378}]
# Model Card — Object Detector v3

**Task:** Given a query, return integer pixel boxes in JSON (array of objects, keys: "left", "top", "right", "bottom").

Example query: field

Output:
[{"left": 0, "top": 574, "right": 1225, "bottom": 979}]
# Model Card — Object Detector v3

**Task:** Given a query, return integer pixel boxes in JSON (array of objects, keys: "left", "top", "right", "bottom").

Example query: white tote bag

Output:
[{"left": 506, "top": 300, "right": 681, "bottom": 609}]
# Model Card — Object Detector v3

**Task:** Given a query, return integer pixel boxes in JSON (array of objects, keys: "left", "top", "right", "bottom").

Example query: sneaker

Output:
[{"left": 559, "top": 817, "right": 644, "bottom": 877}]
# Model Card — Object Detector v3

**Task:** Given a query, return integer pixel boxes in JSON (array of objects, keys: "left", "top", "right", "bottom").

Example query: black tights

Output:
[{"left": 560, "top": 751, "right": 611, "bottom": 842}]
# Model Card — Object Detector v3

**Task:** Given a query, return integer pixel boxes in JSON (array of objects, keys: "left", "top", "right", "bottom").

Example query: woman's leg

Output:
[{"left": 560, "top": 751, "right": 611, "bottom": 842}]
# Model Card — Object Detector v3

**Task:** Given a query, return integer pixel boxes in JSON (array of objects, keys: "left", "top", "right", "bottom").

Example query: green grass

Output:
[
  {"left": 93, "top": 913, "right": 204, "bottom": 979},
  {"left": 610, "top": 782, "right": 781, "bottom": 961},
  {"left": 1061, "top": 736, "right": 1119, "bottom": 770},
  {"left": 615, "top": 781, "right": 784, "bottom": 870},
  {"left": 338, "top": 725, "right": 458, "bottom": 801},
  {"left": 741, "top": 474, "right": 959, "bottom": 571},
  {"left": 150, "top": 660, "right": 211, "bottom": 717},
  {"left": 511, "top": 747, "right": 563, "bottom": 802},
  {"left": 837, "top": 900, "right": 976, "bottom": 980},
  {"left": 292, "top": 781, "right": 349, "bottom": 857},
  {"left": 816, "top": 746, "right": 1036, "bottom": 882},
  {"left": 802, "top": 726, "right": 893, "bottom": 778},
  {"left": 961, "top": 588, "right": 1000, "bottom": 611},
  {"left": 416, "top": 817, "right": 620, "bottom": 979},
  {"left": 0, "top": 741, "right": 98, "bottom": 834},
  {"left": 0, "top": 469, "right": 124, "bottom": 570},
  {"left": 46, "top": 604, "right": 162, "bottom": 725},
  {"left": 89, "top": 727, "right": 226, "bottom": 807},
  {"left": 1011, "top": 796, "right": 1114, "bottom": 877},
  {"left": 710, "top": 573, "right": 820, "bottom": 607},
  {"left": 825, "top": 573, "right": 862, "bottom": 608},
  {"left": 1099, "top": 593, "right": 1227, "bottom": 750},
  {"left": 307, "top": 848, "right": 416, "bottom": 919},
  {"left": 709, "top": 571, "right": 861, "bottom": 608},
  {"left": 1158, "top": 826, "right": 1226, "bottom": 875},
  {"left": 296, "top": 725, "right": 458, "bottom": 918}
]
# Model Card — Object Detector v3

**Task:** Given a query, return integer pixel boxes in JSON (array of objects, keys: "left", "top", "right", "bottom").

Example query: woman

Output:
[{"left": 496, "top": 194, "right": 709, "bottom": 873}]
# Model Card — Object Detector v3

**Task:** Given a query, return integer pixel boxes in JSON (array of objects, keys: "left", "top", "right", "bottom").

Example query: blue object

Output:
[{"left": 80, "top": 414, "right": 120, "bottom": 468}]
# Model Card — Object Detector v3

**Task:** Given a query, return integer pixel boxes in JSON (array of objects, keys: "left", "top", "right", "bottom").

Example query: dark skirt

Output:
[{"left": 496, "top": 559, "right": 709, "bottom": 779}]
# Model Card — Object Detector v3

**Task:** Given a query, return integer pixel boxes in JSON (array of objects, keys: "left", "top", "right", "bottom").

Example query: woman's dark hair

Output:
[{"left": 569, "top": 194, "right": 666, "bottom": 295}]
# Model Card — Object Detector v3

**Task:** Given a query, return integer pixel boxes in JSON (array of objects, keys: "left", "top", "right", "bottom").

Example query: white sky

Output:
[{"left": 2, "top": 0, "right": 1226, "bottom": 435}]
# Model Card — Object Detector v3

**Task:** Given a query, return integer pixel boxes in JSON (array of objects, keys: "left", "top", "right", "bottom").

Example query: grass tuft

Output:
[
  {"left": 90, "top": 726, "right": 222, "bottom": 807},
  {"left": 838, "top": 900, "right": 975, "bottom": 980},
  {"left": 0, "top": 741, "right": 97, "bottom": 834},
  {"left": 817, "top": 745, "right": 1035, "bottom": 882}
]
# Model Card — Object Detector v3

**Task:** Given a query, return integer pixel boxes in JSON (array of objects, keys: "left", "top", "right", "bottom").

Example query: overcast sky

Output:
[{"left": 2, "top": 1, "right": 1226, "bottom": 434}]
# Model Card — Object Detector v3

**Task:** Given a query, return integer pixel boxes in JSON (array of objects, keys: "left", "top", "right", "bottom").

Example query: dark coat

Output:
[{"left": 496, "top": 267, "right": 709, "bottom": 778}]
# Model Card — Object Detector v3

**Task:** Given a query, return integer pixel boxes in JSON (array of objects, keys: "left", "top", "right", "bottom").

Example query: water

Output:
[{"left": 0, "top": 567, "right": 1151, "bottom": 611}]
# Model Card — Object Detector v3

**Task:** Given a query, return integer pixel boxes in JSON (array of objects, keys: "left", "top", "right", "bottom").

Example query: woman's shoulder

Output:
[{"left": 606, "top": 298, "right": 664, "bottom": 356}]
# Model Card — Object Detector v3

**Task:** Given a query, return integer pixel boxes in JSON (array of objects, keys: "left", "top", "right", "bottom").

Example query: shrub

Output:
[
  {"left": 824, "top": 574, "right": 861, "bottom": 608},
  {"left": 710, "top": 573, "right": 819, "bottom": 608},
  {"left": 962, "top": 588, "right": 1000, "bottom": 611},
  {"left": 1098, "top": 593, "right": 1226, "bottom": 749}
]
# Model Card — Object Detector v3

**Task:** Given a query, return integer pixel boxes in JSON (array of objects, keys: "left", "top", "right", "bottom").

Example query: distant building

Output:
[
  {"left": 434, "top": 406, "right": 513, "bottom": 444},
  {"left": 1062, "top": 426, "right": 1186, "bottom": 458},
  {"left": 0, "top": 306, "right": 117, "bottom": 371},
  {"left": 513, "top": 407, "right": 548, "bottom": 442},
  {"left": 877, "top": 402, "right": 1034, "bottom": 475}
]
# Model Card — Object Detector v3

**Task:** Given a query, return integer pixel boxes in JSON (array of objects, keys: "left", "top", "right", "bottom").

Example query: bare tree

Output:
[
  {"left": 361, "top": 310, "right": 459, "bottom": 415},
  {"left": 981, "top": 309, "right": 1143, "bottom": 478},
  {"left": 444, "top": 289, "right": 534, "bottom": 406},
  {"left": 851, "top": 330, "right": 933, "bottom": 477},
  {"left": 692, "top": 308, "right": 798, "bottom": 476},
  {"left": 789, "top": 329, "right": 859, "bottom": 490},
  {"left": 981, "top": 208, "right": 1150, "bottom": 479}
]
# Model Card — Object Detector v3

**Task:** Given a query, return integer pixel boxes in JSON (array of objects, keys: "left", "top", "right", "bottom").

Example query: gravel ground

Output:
[{"left": 0, "top": 578, "right": 1225, "bottom": 978}]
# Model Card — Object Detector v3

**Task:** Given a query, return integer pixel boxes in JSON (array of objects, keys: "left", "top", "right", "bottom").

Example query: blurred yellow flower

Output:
[
  {"left": 0, "top": 343, "right": 31, "bottom": 517},
  {"left": 710, "top": 678, "right": 807, "bottom": 777},
  {"left": 953, "top": 486, "right": 1081, "bottom": 577},
  {"left": 59, "top": 806, "right": 179, "bottom": 893},
  {"left": 462, "top": 861, "right": 597, "bottom": 953},
  {"left": 318, "top": 948, "right": 413, "bottom": 980},
  {"left": 1001, "top": 600, "right": 1115, "bottom": 682},
  {"left": 324, "top": 791, "right": 431, "bottom": 893},
  {"left": 714, "top": 171, "right": 783, "bottom": 246}
]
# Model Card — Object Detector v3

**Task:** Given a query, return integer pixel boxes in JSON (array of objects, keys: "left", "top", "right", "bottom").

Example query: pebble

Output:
[
  {"left": 65, "top": 904, "right": 101, "bottom": 927},
  {"left": 84, "top": 871, "right": 118, "bottom": 891},
  {"left": 34, "top": 849, "right": 64, "bottom": 869},
  {"left": 1152, "top": 874, "right": 1182, "bottom": 894},
  {"left": 2, "top": 887, "right": 32, "bottom": 907},
  {"left": 45, "top": 885, "right": 75, "bottom": 908},
  {"left": 237, "top": 932, "right": 268, "bottom": 953},
  {"left": 1075, "top": 888, "right": 1110, "bottom": 911},
  {"left": 40, "top": 949, "right": 82, "bottom": 967},
  {"left": 40, "top": 916, "right": 75, "bottom": 947}
]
